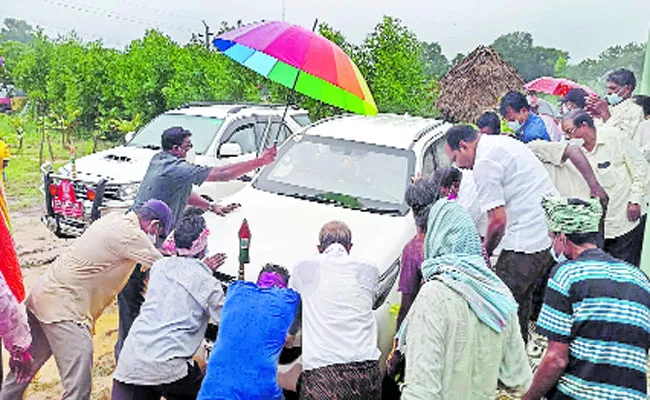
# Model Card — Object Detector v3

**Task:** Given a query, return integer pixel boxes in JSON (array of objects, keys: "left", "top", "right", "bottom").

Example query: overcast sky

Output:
[{"left": 1, "top": 0, "right": 649, "bottom": 62}]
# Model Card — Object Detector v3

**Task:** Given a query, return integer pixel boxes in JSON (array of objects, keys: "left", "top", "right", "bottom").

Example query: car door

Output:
[{"left": 196, "top": 116, "right": 268, "bottom": 200}]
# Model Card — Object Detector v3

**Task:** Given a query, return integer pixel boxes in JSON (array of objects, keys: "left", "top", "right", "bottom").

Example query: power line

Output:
[{"left": 98, "top": 0, "right": 199, "bottom": 25}]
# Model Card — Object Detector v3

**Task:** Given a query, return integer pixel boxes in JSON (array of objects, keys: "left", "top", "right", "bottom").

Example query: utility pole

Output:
[
  {"left": 198, "top": 20, "right": 214, "bottom": 49},
  {"left": 281, "top": 0, "right": 286, "bottom": 21}
]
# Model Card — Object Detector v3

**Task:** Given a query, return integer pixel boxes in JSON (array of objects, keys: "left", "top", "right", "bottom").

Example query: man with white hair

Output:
[{"left": 290, "top": 221, "right": 381, "bottom": 400}]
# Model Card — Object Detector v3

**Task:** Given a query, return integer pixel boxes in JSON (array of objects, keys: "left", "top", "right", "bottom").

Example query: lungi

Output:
[{"left": 299, "top": 360, "right": 381, "bottom": 400}]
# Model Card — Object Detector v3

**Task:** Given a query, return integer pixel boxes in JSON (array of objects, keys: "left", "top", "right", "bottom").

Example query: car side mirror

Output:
[
  {"left": 124, "top": 131, "right": 135, "bottom": 143},
  {"left": 219, "top": 143, "right": 243, "bottom": 158}
]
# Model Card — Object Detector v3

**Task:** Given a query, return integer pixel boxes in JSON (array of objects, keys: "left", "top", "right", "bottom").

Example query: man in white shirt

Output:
[
  {"left": 444, "top": 125, "right": 559, "bottom": 342},
  {"left": 586, "top": 68, "right": 645, "bottom": 139},
  {"left": 290, "top": 221, "right": 381, "bottom": 400}
]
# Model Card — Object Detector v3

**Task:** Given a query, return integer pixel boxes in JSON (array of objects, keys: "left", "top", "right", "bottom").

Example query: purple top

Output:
[{"left": 398, "top": 235, "right": 425, "bottom": 295}]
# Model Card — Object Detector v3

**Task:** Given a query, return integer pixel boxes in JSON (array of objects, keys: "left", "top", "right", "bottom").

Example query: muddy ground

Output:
[{"left": 3, "top": 205, "right": 117, "bottom": 399}]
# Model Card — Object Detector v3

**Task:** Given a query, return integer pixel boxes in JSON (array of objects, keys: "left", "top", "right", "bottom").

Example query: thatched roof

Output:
[{"left": 436, "top": 45, "right": 525, "bottom": 123}]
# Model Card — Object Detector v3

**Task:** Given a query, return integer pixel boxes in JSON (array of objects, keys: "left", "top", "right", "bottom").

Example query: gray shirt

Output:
[
  {"left": 134, "top": 152, "right": 211, "bottom": 228},
  {"left": 113, "top": 257, "right": 224, "bottom": 385}
]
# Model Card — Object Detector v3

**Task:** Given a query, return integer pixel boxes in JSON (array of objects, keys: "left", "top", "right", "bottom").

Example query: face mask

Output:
[
  {"left": 185, "top": 148, "right": 196, "bottom": 163},
  {"left": 605, "top": 93, "right": 623, "bottom": 106},
  {"left": 550, "top": 237, "right": 566, "bottom": 262},
  {"left": 148, "top": 233, "right": 158, "bottom": 244},
  {"left": 508, "top": 120, "right": 522, "bottom": 131}
]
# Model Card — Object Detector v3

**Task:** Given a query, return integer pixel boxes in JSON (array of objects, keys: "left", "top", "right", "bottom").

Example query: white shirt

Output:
[
  {"left": 290, "top": 244, "right": 381, "bottom": 371},
  {"left": 473, "top": 135, "right": 558, "bottom": 253},
  {"left": 458, "top": 168, "right": 487, "bottom": 237}
]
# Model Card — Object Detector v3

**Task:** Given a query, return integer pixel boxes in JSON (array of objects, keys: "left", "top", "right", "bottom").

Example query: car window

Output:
[
  {"left": 128, "top": 114, "right": 224, "bottom": 155},
  {"left": 267, "top": 122, "right": 292, "bottom": 146},
  {"left": 225, "top": 123, "right": 257, "bottom": 154},
  {"left": 422, "top": 138, "right": 451, "bottom": 178},
  {"left": 291, "top": 114, "right": 312, "bottom": 127}
]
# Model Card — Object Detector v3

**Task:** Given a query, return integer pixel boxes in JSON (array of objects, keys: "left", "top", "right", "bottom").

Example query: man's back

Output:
[
  {"left": 290, "top": 244, "right": 380, "bottom": 371},
  {"left": 199, "top": 281, "right": 299, "bottom": 400},
  {"left": 26, "top": 212, "right": 161, "bottom": 330},
  {"left": 402, "top": 281, "right": 531, "bottom": 400},
  {"left": 526, "top": 141, "right": 591, "bottom": 200},
  {"left": 114, "top": 257, "right": 223, "bottom": 385},
  {"left": 474, "top": 135, "right": 558, "bottom": 252},
  {"left": 537, "top": 248, "right": 650, "bottom": 400}
]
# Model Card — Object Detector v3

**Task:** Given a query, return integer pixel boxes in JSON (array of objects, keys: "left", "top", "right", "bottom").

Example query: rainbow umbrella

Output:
[{"left": 213, "top": 21, "right": 377, "bottom": 116}]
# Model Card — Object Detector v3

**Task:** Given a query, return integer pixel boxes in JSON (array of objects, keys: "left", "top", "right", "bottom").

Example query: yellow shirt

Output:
[
  {"left": 26, "top": 212, "right": 162, "bottom": 332},
  {"left": 526, "top": 140, "right": 592, "bottom": 201},
  {"left": 582, "top": 127, "right": 648, "bottom": 239}
]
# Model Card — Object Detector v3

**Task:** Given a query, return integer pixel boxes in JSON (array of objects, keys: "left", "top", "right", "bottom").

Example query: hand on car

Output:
[
  {"left": 203, "top": 253, "right": 227, "bottom": 272},
  {"left": 209, "top": 203, "right": 240, "bottom": 216},
  {"left": 627, "top": 203, "right": 641, "bottom": 222},
  {"left": 260, "top": 146, "right": 277, "bottom": 166},
  {"left": 10, "top": 348, "right": 33, "bottom": 384}
]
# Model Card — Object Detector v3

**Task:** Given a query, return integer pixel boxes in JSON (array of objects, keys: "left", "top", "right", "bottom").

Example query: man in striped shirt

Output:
[{"left": 524, "top": 197, "right": 650, "bottom": 400}]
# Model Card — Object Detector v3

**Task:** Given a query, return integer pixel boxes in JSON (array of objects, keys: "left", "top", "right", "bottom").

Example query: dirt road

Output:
[{"left": 3, "top": 205, "right": 117, "bottom": 399}]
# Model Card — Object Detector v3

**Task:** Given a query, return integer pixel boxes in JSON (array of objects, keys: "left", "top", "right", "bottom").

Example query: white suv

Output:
[
  {"left": 201, "top": 114, "right": 453, "bottom": 380},
  {"left": 40, "top": 103, "right": 310, "bottom": 237}
]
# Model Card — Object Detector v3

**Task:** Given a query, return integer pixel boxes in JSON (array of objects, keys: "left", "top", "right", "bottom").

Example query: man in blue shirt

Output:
[
  {"left": 500, "top": 91, "right": 551, "bottom": 143},
  {"left": 524, "top": 197, "right": 650, "bottom": 400}
]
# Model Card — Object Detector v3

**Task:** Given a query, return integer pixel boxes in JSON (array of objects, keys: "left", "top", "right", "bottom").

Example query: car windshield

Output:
[
  {"left": 255, "top": 134, "right": 414, "bottom": 214},
  {"left": 128, "top": 114, "right": 224, "bottom": 155}
]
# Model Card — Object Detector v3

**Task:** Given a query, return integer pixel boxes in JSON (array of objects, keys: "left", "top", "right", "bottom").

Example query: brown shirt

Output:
[{"left": 27, "top": 212, "right": 162, "bottom": 332}]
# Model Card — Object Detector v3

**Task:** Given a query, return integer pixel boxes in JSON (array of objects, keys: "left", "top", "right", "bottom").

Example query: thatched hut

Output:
[{"left": 436, "top": 45, "right": 525, "bottom": 123}]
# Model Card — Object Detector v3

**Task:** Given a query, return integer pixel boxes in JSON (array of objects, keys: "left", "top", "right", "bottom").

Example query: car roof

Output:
[
  {"left": 168, "top": 103, "right": 308, "bottom": 119},
  {"left": 303, "top": 114, "right": 449, "bottom": 150}
]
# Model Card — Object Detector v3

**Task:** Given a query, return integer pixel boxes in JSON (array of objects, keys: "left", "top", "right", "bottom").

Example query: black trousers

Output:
[
  {"left": 112, "top": 362, "right": 204, "bottom": 400},
  {"left": 494, "top": 249, "right": 556, "bottom": 343},
  {"left": 115, "top": 264, "right": 148, "bottom": 362},
  {"left": 605, "top": 215, "right": 646, "bottom": 267}
]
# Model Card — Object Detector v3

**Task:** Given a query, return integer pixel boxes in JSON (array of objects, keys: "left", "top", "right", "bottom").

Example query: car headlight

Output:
[
  {"left": 373, "top": 258, "right": 401, "bottom": 310},
  {"left": 117, "top": 183, "right": 140, "bottom": 201}
]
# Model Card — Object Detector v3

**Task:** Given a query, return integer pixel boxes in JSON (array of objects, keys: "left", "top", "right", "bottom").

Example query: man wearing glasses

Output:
[
  {"left": 561, "top": 110, "right": 648, "bottom": 266},
  {"left": 115, "top": 126, "right": 277, "bottom": 360}
]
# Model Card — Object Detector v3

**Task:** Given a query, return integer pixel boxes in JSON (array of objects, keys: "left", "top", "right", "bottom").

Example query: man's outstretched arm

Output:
[
  {"left": 563, "top": 145, "right": 608, "bottom": 211},
  {"left": 205, "top": 146, "right": 276, "bottom": 182}
]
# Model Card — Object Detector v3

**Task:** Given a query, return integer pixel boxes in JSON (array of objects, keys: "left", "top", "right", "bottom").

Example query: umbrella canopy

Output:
[
  {"left": 524, "top": 77, "right": 596, "bottom": 98},
  {"left": 213, "top": 21, "right": 377, "bottom": 116}
]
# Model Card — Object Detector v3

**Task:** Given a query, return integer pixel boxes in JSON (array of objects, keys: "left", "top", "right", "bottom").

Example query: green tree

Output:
[
  {"left": 0, "top": 19, "right": 33, "bottom": 44},
  {"left": 421, "top": 42, "right": 450, "bottom": 78},
  {"left": 451, "top": 52, "right": 465, "bottom": 67},
  {"left": 492, "top": 31, "right": 569, "bottom": 81},
  {"left": 554, "top": 56, "right": 568, "bottom": 78},
  {"left": 358, "top": 16, "right": 436, "bottom": 116},
  {"left": 566, "top": 42, "right": 646, "bottom": 93}
]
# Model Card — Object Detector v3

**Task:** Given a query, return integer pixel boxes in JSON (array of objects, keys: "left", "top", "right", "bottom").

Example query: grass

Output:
[{"left": 0, "top": 115, "right": 115, "bottom": 209}]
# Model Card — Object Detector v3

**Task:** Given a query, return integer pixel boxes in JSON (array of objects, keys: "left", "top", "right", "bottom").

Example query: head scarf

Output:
[
  {"left": 163, "top": 227, "right": 210, "bottom": 257},
  {"left": 397, "top": 200, "right": 517, "bottom": 353},
  {"left": 257, "top": 271, "right": 288, "bottom": 289},
  {"left": 542, "top": 197, "right": 602, "bottom": 234}
]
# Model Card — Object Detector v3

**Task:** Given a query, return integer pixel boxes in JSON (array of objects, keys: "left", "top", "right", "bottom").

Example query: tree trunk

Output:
[
  {"left": 46, "top": 132, "right": 55, "bottom": 161},
  {"left": 38, "top": 116, "right": 45, "bottom": 167}
]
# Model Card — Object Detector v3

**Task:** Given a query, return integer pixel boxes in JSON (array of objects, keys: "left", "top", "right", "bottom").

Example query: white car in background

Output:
[
  {"left": 40, "top": 102, "right": 310, "bottom": 238},
  {"left": 201, "top": 114, "right": 453, "bottom": 383}
]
